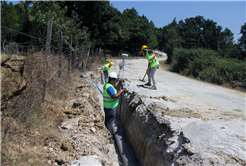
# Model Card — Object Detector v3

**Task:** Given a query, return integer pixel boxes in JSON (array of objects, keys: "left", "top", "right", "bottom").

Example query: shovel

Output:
[
  {"left": 139, "top": 72, "right": 147, "bottom": 82},
  {"left": 139, "top": 68, "right": 149, "bottom": 82}
]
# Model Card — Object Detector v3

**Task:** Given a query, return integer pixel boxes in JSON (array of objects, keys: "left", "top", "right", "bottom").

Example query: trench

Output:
[
  {"left": 103, "top": 61, "right": 198, "bottom": 166},
  {"left": 114, "top": 89, "right": 197, "bottom": 166},
  {"left": 96, "top": 59, "right": 246, "bottom": 166}
]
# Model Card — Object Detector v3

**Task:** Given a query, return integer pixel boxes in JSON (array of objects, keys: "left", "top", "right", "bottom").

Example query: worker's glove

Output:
[
  {"left": 146, "top": 69, "right": 149, "bottom": 73},
  {"left": 153, "top": 55, "right": 156, "bottom": 60}
]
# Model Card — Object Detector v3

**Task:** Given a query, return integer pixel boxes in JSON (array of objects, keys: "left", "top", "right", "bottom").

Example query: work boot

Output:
[
  {"left": 144, "top": 82, "right": 151, "bottom": 86},
  {"left": 149, "top": 86, "right": 157, "bottom": 90}
]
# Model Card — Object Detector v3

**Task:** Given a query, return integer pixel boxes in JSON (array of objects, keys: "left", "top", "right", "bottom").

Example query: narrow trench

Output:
[
  {"left": 97, "top": 61, "right": 246, "bottom": 166},
  {"left": 104, "top": 61, "right": 197, "bottom": 166},
  {"left": 112, "top": 89, "right": 193, "bottom": 166}
]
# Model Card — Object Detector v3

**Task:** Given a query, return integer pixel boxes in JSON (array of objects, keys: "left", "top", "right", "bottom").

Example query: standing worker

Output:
[
  {"left": 103, "top": 72, "right": 125, "bottom": 144},
  {"left": 103, "top": 62, "right": 113, "bottom": 84},
  {"left": 141, "top": 45, "right": 159, "bottom": 90}
]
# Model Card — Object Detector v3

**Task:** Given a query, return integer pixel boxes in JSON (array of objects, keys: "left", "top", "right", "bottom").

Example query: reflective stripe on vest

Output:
[
  {"left": 148, "top": 54, "right": 159, "bottom": 68},
  {"left": 103, "top": 83, "right": 119, "bottom": 109},
  {"left": 103, "top": 64, "right": 111, "bottom": 73}
]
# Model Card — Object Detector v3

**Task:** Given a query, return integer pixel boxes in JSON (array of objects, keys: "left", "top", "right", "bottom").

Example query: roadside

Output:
[
  {"left": 159, "top": 60, "right": 246, "bottom": 93},
  {"left": 1, "top": 54, "right": 121, "bottom": 166},
  {"left": 2, "top": 53, "right": 245, "bottom": 165},
  {"left": 112, "top": 56, "right": 245, "bottom": 163}
]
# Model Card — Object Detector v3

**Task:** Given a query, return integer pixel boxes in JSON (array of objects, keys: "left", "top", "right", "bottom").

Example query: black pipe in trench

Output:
[{"left": 111, "top": 84, "right": 137, "bottom": 166}]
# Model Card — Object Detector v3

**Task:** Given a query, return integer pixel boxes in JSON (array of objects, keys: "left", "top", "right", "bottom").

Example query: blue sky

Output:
[
  {"left": 110, "top": 1, "right": 245, "bottom": 42},
  {"left": 6, "top": 1, "right": 245, "bottom": 42}
]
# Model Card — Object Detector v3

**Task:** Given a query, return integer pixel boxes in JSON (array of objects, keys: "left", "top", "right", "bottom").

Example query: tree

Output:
[
  {"left": 218, "top": 28, "right": 234, "bottom": 57},
  {"left": 61, "top": 1, "right": 123, "bottom": 46},
  {"left": 1, "top": 1, "right": 20, "bottom": 42},
  {"left": 164, "top": 18, "right": 183, "bottom": 63},
  {"left": 236, "top": 23, "right": 246, "bottom": 60},
  {"left": 201, "top": 19, "right": 222, "bottom": 50},
  {"left": 21, "top": 1, "right": 89, "bottom": 51},
  {"left": 121, "top": 8, "right": 157, "bottom": 55},
  {"left": 121, "top": 7, "right": 141, "bottom": 55}
]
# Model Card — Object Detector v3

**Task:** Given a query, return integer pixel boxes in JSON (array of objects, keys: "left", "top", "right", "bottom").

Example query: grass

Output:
[{"left": 1, "top": 52, "right": 103, "bottom": 165}]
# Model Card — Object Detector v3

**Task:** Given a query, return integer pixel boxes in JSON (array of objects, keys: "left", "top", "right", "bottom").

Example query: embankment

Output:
[{"left": 114, "top": 59, "right": 246, "bottom": 166}]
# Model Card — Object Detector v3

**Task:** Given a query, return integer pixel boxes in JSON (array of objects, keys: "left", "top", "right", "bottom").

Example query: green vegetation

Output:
[
  {"left": 171, "top": 48, "right": 246, "bottom": 86},
  {"left": 1, "top": 1, "right": 245, "bottom": 86}
]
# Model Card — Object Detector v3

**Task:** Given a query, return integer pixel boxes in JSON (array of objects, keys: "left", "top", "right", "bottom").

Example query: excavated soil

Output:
[{"left": 1, "top": 56, "right": 121, "bottom": 166}]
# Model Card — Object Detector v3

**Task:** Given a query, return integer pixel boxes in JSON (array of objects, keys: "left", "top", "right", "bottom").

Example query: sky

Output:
[
  {"left": 110, "top": 1, "right": 245, "bottom": 42},
  {"left": 6, "top": 0, "right": 245, "bottom": 42}
]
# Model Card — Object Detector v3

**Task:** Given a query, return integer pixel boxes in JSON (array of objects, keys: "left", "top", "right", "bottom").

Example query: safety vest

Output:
[
  {"left": 103, "top": 83, "right": 119, "bottom": 109},
  {"left": 146, "top": 52, "right": 159, "bottom": 68},
  {"left": 103, "top": 64, "right": 112, "bottom": 73}
]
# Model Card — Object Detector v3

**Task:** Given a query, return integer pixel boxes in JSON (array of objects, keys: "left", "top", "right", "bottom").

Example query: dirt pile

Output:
[
  {"left": 1, "top": 56, "right": 120, "bottom": 166},
  {"left": 1, "top": 55, "right": 27, "bottom": 110},
  {"left": 116, "top": 90, "right": 246, "bottom": 166},
  {"left": 57, "top": 73, "right": 120, "bottom": 165}
]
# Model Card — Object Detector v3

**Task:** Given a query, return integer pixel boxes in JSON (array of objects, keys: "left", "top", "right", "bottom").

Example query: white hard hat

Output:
[{"left": 108, "top": 72, "right": 117, "bottom": 79}]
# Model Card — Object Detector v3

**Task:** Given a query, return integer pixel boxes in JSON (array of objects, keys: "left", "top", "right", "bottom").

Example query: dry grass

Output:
[{"left": 1, "top": 51, "right": 103, "bottom": 165}]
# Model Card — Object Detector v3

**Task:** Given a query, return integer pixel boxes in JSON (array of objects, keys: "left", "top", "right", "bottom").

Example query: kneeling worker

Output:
[
  {"left": 103, "top": 62, "right": 113, "bottom": 84},
  {"left": 103, "top": 72, "right": 125, "bottom": 143}
]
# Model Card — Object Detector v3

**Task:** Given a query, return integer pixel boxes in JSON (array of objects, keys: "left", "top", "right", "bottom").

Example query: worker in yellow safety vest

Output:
[
  {"left": 103, "top": 62, "right": 113, "bottom": 84},
  {"left": 141, "top": 45, "right": 159, "bottom": 90},
  {"left": 103, "top": 72, "right": 125, "bottom": 144}
]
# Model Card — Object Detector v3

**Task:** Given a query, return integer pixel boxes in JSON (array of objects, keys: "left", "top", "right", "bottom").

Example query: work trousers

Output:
[
  {"left": 147, "top": 65, "right": 158, "bottom": 88},
  {"left": 104, "top": 108, "right": 116, "bottom": 136},
  {"left": 103, "top": 71, "right": 108, "bottom": 84}
]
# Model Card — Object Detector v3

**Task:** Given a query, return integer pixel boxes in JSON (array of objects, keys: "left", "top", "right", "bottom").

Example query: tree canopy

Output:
[{"left": 1, "top": 1, "right": 245, "bottom": 60}]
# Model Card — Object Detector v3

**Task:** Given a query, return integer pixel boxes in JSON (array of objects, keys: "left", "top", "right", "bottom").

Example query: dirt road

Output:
[
  {"left": 117, "top": 58, "right": 245, "bottom": 114},
  {"left": 112, "top": 57, "right": 246, "bottom": 162}
]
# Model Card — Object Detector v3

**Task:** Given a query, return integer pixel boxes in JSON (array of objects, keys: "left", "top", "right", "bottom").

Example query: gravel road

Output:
[
  {"left": 113, "top": 56, "right": 246, "bottom": 161},
  {"left": 118, "top": 57, "right": 245, "bottom": 114}
]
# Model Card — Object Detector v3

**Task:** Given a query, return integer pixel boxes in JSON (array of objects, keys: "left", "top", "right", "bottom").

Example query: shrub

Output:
[{"left": 171, "top": 47, "right": 246, "bottom": 87}]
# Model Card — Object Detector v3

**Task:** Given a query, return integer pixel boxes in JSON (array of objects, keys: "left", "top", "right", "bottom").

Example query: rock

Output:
[
  {"left": 69, "top": 155, "right": 102, "bottom": 166},
  {"left": 46, "top": 160, "right": 52, "bottom": 165},
  {"left": 61, "top": 118, "right": 79, "bottom": 130},
  {"left": 61, "top": 139, "right": 72, "bottom": 151},
  {"left": 55, "top": 153, "right": 66, "bottom": 165},
  {"left": 91, "top": 127, "right": 96, "bottom": 133}
]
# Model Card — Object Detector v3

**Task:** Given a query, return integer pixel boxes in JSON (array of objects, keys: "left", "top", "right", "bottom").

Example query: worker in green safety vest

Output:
[
  {"left": 102, "top": 62, "right": 113, "bottom": 84},
  {"left": 141, "top": 45, "right": 159, "bottom": 90},
  {"left": 103, "top": 72, "right": 125, "bottom": 144}
]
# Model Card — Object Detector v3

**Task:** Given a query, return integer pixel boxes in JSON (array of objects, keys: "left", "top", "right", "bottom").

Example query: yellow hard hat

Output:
[
  {"left": 109, "top": 62, "right": 113, "bottom": 67},
  {"left": 141, "top": 45, "right": 148, "bottom": 53}
]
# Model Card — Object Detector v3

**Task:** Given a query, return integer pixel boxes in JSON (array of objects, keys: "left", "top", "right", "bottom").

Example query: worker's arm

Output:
[
  {"left": 107, "top": 85, "right": 125, "bottom": 100},
  {"left": 111, "top": 89, "right": 125, "bottom": 99}
]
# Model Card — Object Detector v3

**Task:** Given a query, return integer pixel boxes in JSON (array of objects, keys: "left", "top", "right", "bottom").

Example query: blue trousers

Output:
[{"left": 104, "top": 108, "right": 116, "bottom": 136}]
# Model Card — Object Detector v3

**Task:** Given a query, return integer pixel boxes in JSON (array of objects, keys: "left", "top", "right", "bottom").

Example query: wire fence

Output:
[{"left": 1, "top": 17, "right": 104, "bottom": 133}]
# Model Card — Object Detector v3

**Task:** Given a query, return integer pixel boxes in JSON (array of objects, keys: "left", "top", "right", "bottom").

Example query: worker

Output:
[
  {"left": 141, "top": 45, "right": 159, "bottom": 90},
  {"left": 103, "top": 72, "right": 125, "bottom": 144},
  {"left": 103, "top": 62, "right": 113, "bottom": 84}
]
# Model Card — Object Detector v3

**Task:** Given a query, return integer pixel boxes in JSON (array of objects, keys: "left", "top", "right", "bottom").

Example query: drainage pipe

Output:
[{"left": 112, "top": 116, "right": 137, "bottom": 166}]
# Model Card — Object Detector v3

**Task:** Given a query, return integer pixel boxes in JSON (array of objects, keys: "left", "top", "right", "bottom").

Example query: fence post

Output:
[
  {"left": 84, "top": 44, "right": 91, "bottom": 69},
  {"left": 68, "top": 37, "right": 72, "bottom": 75},
  {"left": 73, "top": 40, "right": 78, "bottom": 71},
  {"left": 77, "top": 45, "right": 83, "bottom": 69},
  {"left": 43, "top": 16, "right": 53, "bottom": 103},
  {"left": 91, "top": 47, "right": 94, "bottom": 63},
  {"left": 58, "top": 32, "right": 62, "bottom": 78},
  {"left": 104, "top": 41, "right": 106, "bottom": 57},
  {"left": 99, "top": 47, "right": 102, "bottom": 57}
]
